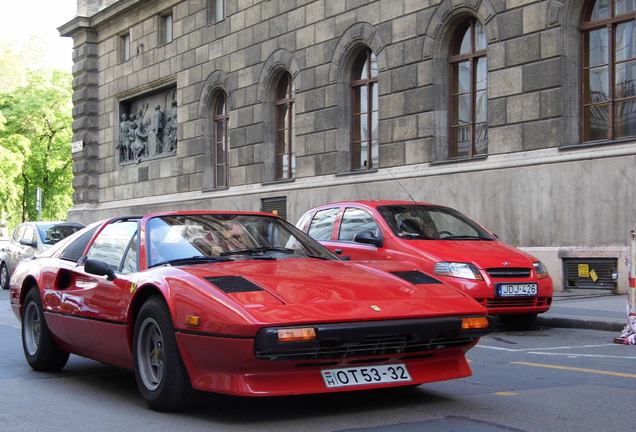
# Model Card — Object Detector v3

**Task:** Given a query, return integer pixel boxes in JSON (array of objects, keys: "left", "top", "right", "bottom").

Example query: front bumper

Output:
[
  {"left": 440, "top": 276, "right": 554, "bottom": 316},
  {"left": 176, "top": 316, "right": 493, "bottom": 396}
]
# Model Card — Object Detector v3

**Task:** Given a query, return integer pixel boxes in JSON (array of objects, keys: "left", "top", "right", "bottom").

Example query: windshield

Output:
[
  {"left": 37, "top": 223, "right": 84, "bottom": 245},
  {"left": 147, "top": 214, "right": 337, "bottom": 267},
  {"left": 377, "top": 205, "right": 494, "bottom": 241}
]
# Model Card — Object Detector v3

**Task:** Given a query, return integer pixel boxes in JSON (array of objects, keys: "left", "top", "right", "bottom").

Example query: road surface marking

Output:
[
  {"left": 478, "top": 343, "right": 615, "bottom": 352},
  {"left": 527, "top": 351, "right": 636, "bottom": 360},
  {"left": 494, "top": 391, "right": 518, "bottom": 396},
  {"left": 512, "top": 361, "right": 636, "bottom": 379}
]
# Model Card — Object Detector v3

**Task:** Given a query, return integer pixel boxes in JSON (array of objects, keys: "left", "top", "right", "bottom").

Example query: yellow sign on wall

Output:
[
  {"left": 589, "top": 269, "right": 599, "bottom": 282},
  {"left": 578, "top": 264, "right": 590, "bottom": 278}
]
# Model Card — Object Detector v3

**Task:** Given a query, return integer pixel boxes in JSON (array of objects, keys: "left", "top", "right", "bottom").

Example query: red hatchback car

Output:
[{"left": 298, "top": 201, "right": 553, "bottom": 328}]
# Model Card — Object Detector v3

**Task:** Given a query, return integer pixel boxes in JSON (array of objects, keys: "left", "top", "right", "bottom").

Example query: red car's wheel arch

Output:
[
  {"left": 18, "top": 275, "right": 40, "bottom": 313},
  {"left": 127, "top": 284, "right": 171, "bottom": 348}
]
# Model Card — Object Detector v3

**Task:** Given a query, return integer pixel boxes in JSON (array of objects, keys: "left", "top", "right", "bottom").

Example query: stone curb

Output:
[{"left": 537, "top": 315, "right": 625, "bottom": 332}]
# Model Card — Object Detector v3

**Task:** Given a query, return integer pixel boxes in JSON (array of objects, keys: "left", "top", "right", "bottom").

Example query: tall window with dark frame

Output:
[
  {"left": 121, "top": 33, "right": 131, "bottom": 62},
  {"left": 449, "top": 19, "right": 488, "bottom": 158},
  {"left": 213, "top": 92, "right": 229, "bottom": 188},
  {"left": 582, "top": 0, "right": 636, "bottom": 142},
  {"left": 275, "top": 72, "right": 295, "bottom": 180},
  {"left": 209, "top": 0, "right": 225, "bottom": 23},
  {"left": 161, "top": 13, "right": 173, "bottom": 44},
  {"left": 351, "top": 48, "right": 378, "bottom": 171}
]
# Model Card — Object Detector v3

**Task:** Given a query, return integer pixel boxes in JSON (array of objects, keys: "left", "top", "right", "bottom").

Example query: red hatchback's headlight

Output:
[
  {"left": 434, "top": 262, "right": 484, "bottom": 280},
  {"left": 533, "top": 261, "right": 550, "bottom": 279}
]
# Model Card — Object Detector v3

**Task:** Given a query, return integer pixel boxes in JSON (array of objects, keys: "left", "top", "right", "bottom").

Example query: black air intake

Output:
[
  {"left": 390, "top": 271, "right": 441, "bottom": 285},
  {"left": 205, "top": 276, "right": 264, "bottom": 293}
]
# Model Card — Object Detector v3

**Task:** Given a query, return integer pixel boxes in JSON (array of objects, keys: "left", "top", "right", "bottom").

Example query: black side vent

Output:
[
  {"left": 205, "top": 276, "right": 264, "bottom": 293},
  {"left": 390, "top": 271, "right": 441, "bottom": 285}
]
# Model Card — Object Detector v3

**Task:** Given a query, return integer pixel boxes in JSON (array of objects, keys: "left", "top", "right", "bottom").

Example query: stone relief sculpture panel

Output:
[{"left": 118, "top": 86, "right": 177, "bottom": 164}]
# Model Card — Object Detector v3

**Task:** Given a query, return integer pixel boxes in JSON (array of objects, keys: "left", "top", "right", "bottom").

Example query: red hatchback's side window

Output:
[
  {"left": 307, "top": 208, "right": 340, "bottom": 241},
  {"left": 338, "top": 208, "right": 379, "bottom": 241}
]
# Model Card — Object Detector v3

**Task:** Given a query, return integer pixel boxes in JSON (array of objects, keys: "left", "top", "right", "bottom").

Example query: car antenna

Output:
[{"left": 387, "top": 168, "right": 417, "bottom": 203}]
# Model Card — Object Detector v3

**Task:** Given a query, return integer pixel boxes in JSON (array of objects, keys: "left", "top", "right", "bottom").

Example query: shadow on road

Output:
[{"left": 43, "top": 359, "right": 459, "bottom": 421}]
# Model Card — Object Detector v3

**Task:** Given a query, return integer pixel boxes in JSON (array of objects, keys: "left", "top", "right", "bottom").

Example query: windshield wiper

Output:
[
  {"left": 399, "top": 233, "right": 430, "bottom": 239},
  {"left": 220, "top": 246, "right": 297, "bottom": 257},
  {"left": 440, "top": 235, "right": 492, "bottom": 241},
  {"left": 149, "top": 256, "right": 233, "bottom": 268}
]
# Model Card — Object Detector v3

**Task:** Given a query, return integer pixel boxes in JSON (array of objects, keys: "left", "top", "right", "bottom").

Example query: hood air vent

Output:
[
  {"left": 205, "top": 276, "right": 264, "bottom": 293},
  {"left": 390, "top": 271, "right": 441, "bottom": 285}
]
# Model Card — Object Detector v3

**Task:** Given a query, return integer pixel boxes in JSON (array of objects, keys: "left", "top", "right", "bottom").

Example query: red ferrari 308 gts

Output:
[{"left": 9, "top": 211, "right": 492, "bottom": 411}]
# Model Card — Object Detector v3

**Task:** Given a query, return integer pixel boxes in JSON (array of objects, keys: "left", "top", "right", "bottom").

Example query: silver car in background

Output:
[{"left": 0, "top": 221, "right": 84, "bottom": 290}]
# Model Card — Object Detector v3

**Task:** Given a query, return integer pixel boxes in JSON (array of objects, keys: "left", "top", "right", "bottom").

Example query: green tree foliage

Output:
[{"left": 0, "top": 68, "right": 73, "bottom": 227}]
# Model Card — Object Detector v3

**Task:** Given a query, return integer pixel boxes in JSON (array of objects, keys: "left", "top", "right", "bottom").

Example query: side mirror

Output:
[
  {"left": 353, "top": 231, "right": 383, "bottom": 248},
  {"left": 84, "top": 259, "right": 116, "bottom": 281},
  {"left": 19, "top": 238, "right": 37, "bottom": 248}
]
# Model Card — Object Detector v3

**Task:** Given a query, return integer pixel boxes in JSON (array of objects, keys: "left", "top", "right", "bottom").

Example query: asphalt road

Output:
[{"left": 1, "top": 289, "right": 635, "bottom": 432}]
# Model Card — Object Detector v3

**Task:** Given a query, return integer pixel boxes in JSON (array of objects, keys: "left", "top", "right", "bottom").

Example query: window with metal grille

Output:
[
  {"left": 563, "top": 257, "right": 618, "bottom": 290},
  {"left": 261, "top": 197, "right": 287, "bottom": 220}
]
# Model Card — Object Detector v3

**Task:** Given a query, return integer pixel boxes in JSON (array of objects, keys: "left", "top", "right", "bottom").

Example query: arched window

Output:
[
  {"left": 275, "top": 72, "right": 294, "bottom": 180},
  {"left": 213, "top": 92, "right": 229, "bottom": 188},
  {"left": 351, "top": 49, "right": 379, "bottom": 170},
  {"left": 582, "top": 0, "right": 636, "bottom": 141},
  {"left": 449, "top": 19, "right": 488, "bottom": 158}
]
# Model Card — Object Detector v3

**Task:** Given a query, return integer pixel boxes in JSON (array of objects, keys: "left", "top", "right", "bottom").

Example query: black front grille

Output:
[
  {"left": 255, "top": 317, "right": 492, "bottom": 360},
  {"left": 478, "top": 296, "right": 550, "bottom": 308},
  {"left": 486, "top": 268, "right": 531, "bottom": 278},
  {"left": 256, "top": 337, "right": 475, "bottom": 360}
]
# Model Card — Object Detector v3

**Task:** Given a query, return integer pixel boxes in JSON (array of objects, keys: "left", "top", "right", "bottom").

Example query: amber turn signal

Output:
[
  {"left": 185, "top": 315, "right": 201, "bottom": 327},
  {"left": 277, "top": 327, "right": 316, "bottom": 343},
  {"left": 461, "top": 316, "right": 489, "bottom": 330}
]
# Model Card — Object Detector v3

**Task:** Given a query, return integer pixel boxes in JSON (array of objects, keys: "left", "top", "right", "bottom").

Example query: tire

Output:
[
  {"left": 21, "top": 288, "right": 69, "bottom": 371},
  {"left": 500, "top": 313, "right": 538, "bottom": 331},
  {"left": 0, "top": 264, "right": 9, "bottom": 290},
  {"left": 133, "top": 297, "right": 192, "bottom": 411}
]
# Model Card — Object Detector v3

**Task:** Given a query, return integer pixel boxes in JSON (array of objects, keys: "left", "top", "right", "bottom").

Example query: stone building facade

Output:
[{"left": 60, "top": 0, "right": 636, "bottom": 292}]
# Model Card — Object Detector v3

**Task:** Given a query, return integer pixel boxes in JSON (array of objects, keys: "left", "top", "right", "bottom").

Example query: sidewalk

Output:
[{"left": 536, "top": 290, "right": 628, "bottom": 332}]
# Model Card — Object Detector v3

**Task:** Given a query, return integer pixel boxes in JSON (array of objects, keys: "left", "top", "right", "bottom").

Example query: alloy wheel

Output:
[
  {"left": 136, "top": 317, "right": 165, "bottom": 391},
  {"left": 23, "top": 302, "right": 41, "bottom": 356}
]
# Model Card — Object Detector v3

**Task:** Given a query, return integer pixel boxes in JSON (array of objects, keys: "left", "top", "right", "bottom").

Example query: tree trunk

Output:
[{"left": 21, "top": 173, "right": 29, "bottom": 223}]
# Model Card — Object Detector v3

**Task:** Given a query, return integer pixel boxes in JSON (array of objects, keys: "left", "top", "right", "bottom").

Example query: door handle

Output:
[{"left": 334, "top": 249, "right": 343, "bottom": 255}]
